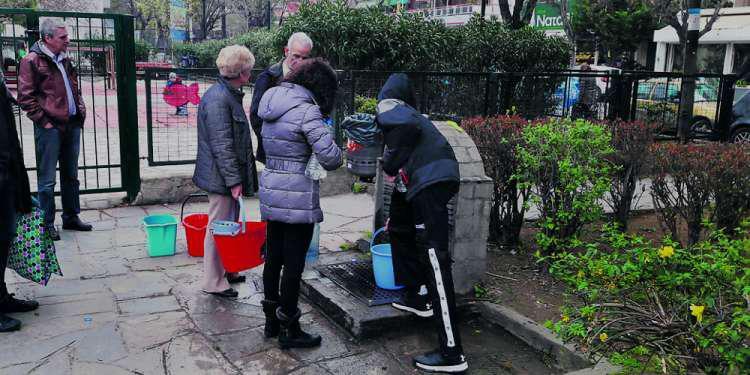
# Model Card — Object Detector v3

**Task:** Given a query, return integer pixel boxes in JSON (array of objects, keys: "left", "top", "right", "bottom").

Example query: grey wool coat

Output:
[{"left": 257, "top": 82, "right": 342, "bottom": 224}]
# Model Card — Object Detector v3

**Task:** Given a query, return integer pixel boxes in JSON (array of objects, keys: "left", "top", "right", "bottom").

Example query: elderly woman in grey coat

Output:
[
  {"left": 193, "top": 45, "right": 258, "bottom": 298},
  {"left": 257, "top": 58, "right": 342, "bottom": 349}
]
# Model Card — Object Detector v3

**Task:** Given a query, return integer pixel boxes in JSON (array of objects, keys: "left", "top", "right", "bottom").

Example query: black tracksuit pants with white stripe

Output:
[{"left": 390, "top": 181, "right": 463, "bottom": 357}]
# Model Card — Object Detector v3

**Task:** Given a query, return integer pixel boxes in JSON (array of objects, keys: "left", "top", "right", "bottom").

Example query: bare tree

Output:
[
  {"left": 559, "top": 0, "right": 577, "bottom": 65},
  {"left": 644, "top": 0, "right": 723, "bottom": 47},
  {"left": 0, "top": 0, "right": 36, "bottom": 7},
  {"left": 187, "top": 0, "right": 229, "bottom": 40},
  {"left": 497, "top": 0, "right": 539, "bottom": 29},
  {"left": 230, "top": 0, "right": 271, "bottom": 30},
  {"left": 38, "top": 0, "right": 101, "bottom": 11}
]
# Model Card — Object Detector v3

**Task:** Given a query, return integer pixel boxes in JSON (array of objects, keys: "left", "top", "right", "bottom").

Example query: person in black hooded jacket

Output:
[
  {"left": 0, "top": 73, "right": 39, "bottom": 333},
  {"left": 376, "top": 73, "right": 467, "bottom": 373}
]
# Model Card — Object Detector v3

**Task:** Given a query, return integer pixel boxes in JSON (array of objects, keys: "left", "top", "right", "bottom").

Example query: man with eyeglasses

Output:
[{"left": 249, "top": 32, "right": 313, "bottom": 164}]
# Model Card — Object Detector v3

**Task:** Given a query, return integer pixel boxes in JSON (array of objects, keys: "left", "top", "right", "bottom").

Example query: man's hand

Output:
[
  {"left": 43, "top": 123, "right": 53, "bottom": 129},
  {"left": 231, "top": 184, "right": 243, "bottom": 200},
  {"left": 383, "top": 174, "right": 396, "bottom": 183}
]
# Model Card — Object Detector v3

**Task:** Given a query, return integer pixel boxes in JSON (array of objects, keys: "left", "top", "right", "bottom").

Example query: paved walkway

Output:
[{"left": 1, "top": 193, "right": 555, "bottom": 375}]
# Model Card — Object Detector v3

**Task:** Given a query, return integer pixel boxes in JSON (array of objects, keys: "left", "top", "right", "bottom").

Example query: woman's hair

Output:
[
  {"left": 284, "top": 58, "right": 338, "bottom": 115},
  {"left": 216, "top": 45, "right": 255, "bottom": 79}
]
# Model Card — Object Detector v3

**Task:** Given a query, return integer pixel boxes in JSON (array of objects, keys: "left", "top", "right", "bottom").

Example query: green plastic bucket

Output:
[{"left": 143, "top": 215, "right": 178, "bottom": 257}]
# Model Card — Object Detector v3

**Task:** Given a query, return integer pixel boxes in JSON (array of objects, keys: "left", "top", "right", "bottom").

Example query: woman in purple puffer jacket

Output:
[{"left": 257, "top": 58, "right": 342, "bottom": 349}]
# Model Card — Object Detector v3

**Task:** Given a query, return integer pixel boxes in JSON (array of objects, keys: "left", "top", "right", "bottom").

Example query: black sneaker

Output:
[
  {"left": 0, "top": 314, "right": 21, "bottom": 333},
  {"left": 392, "top": 292, "right": 433, "bottom": 318},
  {"left": 46, "top": 226, "right": 60, "bottom": 241},
  {"left": 0, "top": 293, "right": 39, "bottom": 313},
  {"left": 414, "top": 350, "right": 468, "bottom": 373}
]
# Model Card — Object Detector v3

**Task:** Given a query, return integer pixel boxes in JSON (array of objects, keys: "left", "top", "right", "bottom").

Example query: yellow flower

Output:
[
  {"left": 690, "top": 305, "right": 705, "bottom": 323},
  {"left": 658, "top": 246, "right": 675, "bottom": 258},
  {"left": 599, "top": 333, "right": 608, "bottom": 342},
  {"left": 561, "top": 314, "right": 570, "bottom": 323}
]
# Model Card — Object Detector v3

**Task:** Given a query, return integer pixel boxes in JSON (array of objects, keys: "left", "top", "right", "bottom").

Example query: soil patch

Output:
[{"left": 483, "top": 211, "right": 669, "bottom": 326}]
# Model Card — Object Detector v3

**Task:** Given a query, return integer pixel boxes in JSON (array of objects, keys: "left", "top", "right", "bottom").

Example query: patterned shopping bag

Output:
[{"left": 8, "top": 206, "right": 63, "bottom": 286}]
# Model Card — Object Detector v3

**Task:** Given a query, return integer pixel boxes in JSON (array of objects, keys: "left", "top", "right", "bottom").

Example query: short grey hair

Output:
[
  {"left": 286, "top": 32, "right": 313, "bottom": 50},
  {"left": 40, "top": 18, "right": 67, "bottom": 40},
  {"left": 216, "top": 45, "right": 255, "bottom": 78}
]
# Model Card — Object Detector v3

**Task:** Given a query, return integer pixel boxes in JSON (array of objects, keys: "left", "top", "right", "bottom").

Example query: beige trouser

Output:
[{"left": 202, "top": 193, "right": 239, "bottom": 293}]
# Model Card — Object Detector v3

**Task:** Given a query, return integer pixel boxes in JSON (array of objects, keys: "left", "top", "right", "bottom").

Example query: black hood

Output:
[{"left": 377, "top": 73, "right": 416, "bottom": 108}]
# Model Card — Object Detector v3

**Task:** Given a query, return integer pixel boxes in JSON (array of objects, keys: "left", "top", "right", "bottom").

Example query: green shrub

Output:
[
  {"left": 638, "top": 101, "right": 676, "bottom": 133},
  {"left": 354, "top": 96, "right": 377, "bottom": 115},
  {"left": 173, "top": 29, "right": 280, "bottom": 68},
  {"left": 515, "top": 118, "right": 614, "bottom": 255},
  {"left": 546, "top": 223, "right": 750, "bottom": 374},
  {"left": 457, "top": 16, "right": 570, "bottom": 72},
  {"left": 275, "top": 1, "right": 569, "bottom": 72},
  {"left": 135, "top": 39, "right": 152, "bottom": 62}
]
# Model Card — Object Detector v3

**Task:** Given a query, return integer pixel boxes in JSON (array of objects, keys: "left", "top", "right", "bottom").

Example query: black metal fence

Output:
[
  {"left": 1, "top": 9, "right": 139, "bottom": 200},
  {"left": 141, "top": 67, "right": 266, "bottom": 166},
  {"left": 141, "top": 68, "right": 739, "bottom": 166}
]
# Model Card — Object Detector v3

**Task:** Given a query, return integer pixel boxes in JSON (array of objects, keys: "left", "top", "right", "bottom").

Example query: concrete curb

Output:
[
  {"left": 477, "top": 302, "right": 620, "bottom": 374},
  {"left": 131, "top": 163, "right": 367, "bottom": 206}
]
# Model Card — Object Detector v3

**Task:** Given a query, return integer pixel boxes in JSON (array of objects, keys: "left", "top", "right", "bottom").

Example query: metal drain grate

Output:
[{"left": 316, "top": 260, "right": 406, "bottom": 307}]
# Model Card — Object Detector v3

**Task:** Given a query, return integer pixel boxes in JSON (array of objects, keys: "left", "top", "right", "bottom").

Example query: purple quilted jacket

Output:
[{"left": 257, "top": 82, "right": 342, "bottom": 223}]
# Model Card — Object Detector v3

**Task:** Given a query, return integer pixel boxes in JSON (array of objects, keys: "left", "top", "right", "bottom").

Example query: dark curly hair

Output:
[{"left": 284, "top": 58, "right": 338, "bottom": 116}]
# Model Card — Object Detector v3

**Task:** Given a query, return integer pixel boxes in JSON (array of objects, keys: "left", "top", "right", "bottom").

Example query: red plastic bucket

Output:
[
  {"left": 182, "top": 213, "right": 208, "bottom": 257},
  {"left": 180, "top": 193, "right": 209, "bottom": 257},
  {"left": 213, "top": 221, "right": 267, "bottom": 273}
]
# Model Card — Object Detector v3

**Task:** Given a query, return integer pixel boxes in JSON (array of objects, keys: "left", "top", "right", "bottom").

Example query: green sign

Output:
[{"left": 530, "top": 3, "right": 564, "bottom": 31}]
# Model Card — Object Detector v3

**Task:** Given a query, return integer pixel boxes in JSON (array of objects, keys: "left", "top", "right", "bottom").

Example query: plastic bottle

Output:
[
  {"left": 304, "top": 117, "right": 334, "bottom": 180},
  {"left": 306, "top": 222, "right": 320, "bottom": 264},
  {"left": 305, "top": 155, "right": 327, "bottom": 180}
]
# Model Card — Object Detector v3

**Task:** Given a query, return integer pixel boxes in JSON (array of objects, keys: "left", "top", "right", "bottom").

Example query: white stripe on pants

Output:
[
  {"left": 428, "top": 248, "right": 455, "bottom": 347},
  {"left": 202, "top": 193, "right": 238, "bottom": 293}
]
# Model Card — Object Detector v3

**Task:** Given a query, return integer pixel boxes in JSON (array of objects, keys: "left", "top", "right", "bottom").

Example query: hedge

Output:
[{"left": 168, "top": 0, "right": 571, "bottom": 72}]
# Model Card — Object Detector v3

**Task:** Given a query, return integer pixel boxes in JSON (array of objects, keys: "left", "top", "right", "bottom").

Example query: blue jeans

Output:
[{"left": 34, "top": 125, "right": 81, "bottom": 228}]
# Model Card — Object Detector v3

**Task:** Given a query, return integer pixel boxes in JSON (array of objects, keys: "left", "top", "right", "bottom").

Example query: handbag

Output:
[{"left": 7, "top": 198, "right": 63, "bottom": 286}]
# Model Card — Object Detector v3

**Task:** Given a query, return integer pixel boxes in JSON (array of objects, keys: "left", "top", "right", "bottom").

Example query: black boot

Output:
[
  {"left": 276, "top": 307, "right": 321, "bottom": 349},
  {"left": 261, "top": 300, "right": 280, "bottom": 338}
]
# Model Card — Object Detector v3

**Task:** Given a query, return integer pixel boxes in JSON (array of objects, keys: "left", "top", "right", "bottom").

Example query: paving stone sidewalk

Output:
[{"left": 1, "top": 193, "right": 557, "bottom": 375}]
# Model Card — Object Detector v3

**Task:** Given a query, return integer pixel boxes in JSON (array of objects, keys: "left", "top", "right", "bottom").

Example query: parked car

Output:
[
  {"left": 730, "top": 89, "right": 750, "bottom": 144},
  {"left": 635, "top": 78, "right": 719, "bottom": 135}
]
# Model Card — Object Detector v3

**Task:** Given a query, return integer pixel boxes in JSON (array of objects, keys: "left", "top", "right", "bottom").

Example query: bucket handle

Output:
[
  {"left": 180, "top": 193, "right": 208, "bottom": 222},
  {"left": 370, "top": 227, "right": 387, "bottom": 249},
  {"left": 237, "top": 196, "right": 246, "bottom": 234}
]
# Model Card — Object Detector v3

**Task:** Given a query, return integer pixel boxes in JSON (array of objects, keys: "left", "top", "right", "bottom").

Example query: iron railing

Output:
[
  {"left": 140, "top": 68, "right": 739, "bottom": 166},
  {"left": 1, "top": 9, "right": 139, "bottom": 201}
]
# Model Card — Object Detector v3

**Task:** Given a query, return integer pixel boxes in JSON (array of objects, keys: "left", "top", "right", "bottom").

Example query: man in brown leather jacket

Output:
[{"left": 17, "top": 18, "right": 91, "bottom": 241}]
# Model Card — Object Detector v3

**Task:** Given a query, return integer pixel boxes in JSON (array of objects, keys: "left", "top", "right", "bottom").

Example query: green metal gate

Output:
[{"left": 0, "top": 9, "right": 140, "bottom": 201}]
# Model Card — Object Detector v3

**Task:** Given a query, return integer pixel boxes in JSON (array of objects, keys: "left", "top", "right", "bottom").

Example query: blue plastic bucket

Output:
[
  {"left": 142, "top": 214, "right": 178, "bottom": 257},
  {"left": 370, "top": 227, "right": 404, "bottom": 290}
]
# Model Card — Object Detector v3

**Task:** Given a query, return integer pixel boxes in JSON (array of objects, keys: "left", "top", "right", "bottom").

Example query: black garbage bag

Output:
[{"left": 341, "top": 113, "right": 379, "bottom": 146}]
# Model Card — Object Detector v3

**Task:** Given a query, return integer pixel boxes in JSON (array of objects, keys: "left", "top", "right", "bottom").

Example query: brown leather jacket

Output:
[{"left": 17, "top": 42, "right": 86, "bottom": 128}]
